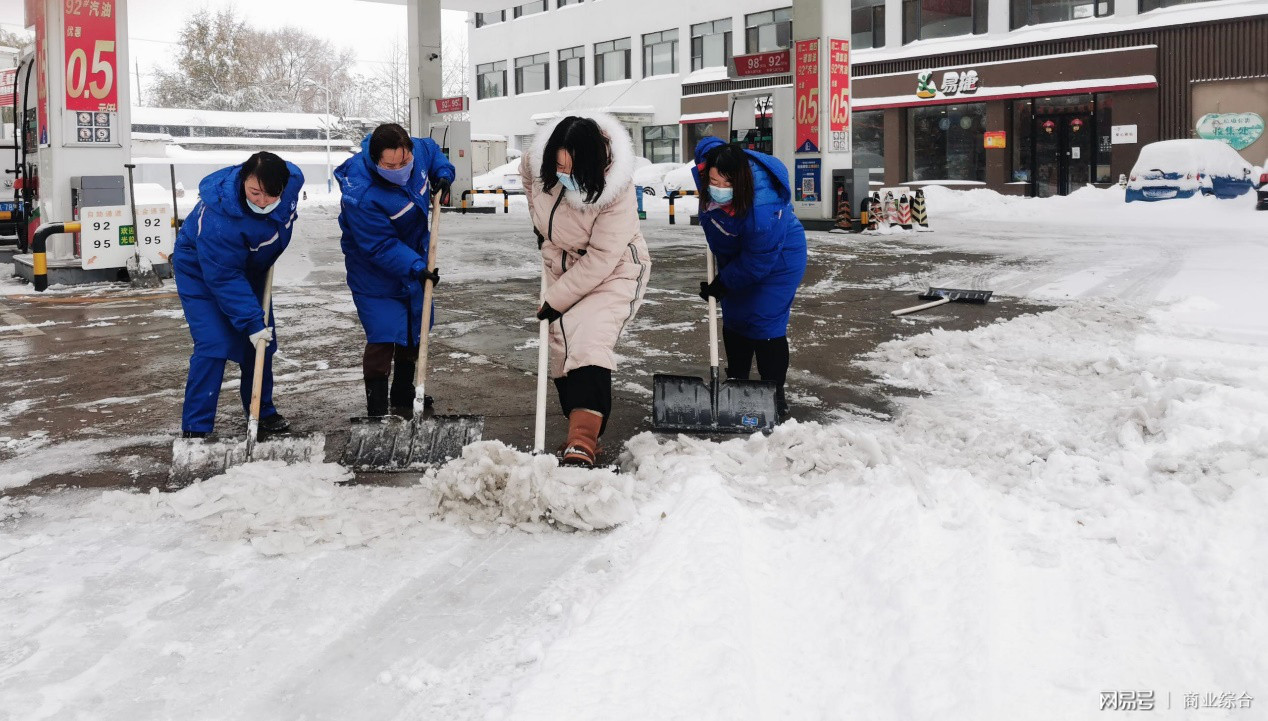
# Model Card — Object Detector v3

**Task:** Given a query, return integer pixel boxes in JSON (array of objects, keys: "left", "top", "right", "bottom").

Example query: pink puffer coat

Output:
[{"left": 521, "top": 112, "right": 651, "bottom": 378}]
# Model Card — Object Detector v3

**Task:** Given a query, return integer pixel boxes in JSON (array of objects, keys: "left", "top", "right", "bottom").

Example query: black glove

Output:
[
  {"left": 414, "top": 266, "right": 440, "bottom": 287},
  {"left": 699, "top": 277, "right": 727, "bottom": 301},
  {"left": 536, "top": 302, "right": 562, "bottom": 322},
  {"left": 434, "top": 178, "right": 452, "bottom": 206},
  {"left": 533, "top": 226, "right": 545, "bottom": 249}
]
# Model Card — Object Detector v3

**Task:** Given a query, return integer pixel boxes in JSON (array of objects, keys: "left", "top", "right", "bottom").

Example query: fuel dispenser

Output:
[{"left": 728, "top": 88, "right": 794, "bottom": 172}]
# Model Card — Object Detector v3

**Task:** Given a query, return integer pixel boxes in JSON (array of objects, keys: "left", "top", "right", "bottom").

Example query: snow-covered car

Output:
[
  {"left": 1258, "top": 162, "right": 1268, "bottom": 210},
  {"left": 472, "top": 160, "right": 522, "bottom": 195},
  {"left": 1125, "top": 139, "right": 1259, "bottom": 202},
  {"left": 632, "top": 162, "right": 682, "bottom": 196},
  {"left": 661, "top": 162, "right": 698, "bottom": 195}
]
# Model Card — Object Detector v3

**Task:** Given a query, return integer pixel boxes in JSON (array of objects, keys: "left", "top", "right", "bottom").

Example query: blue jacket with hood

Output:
[
  {"left": 335, "top": 135, "right": 455, "bottom": 345},
  {"left": 172, "top": 160, "right": 304, "bottom": 358},
  {"left": 692, "top": 136, "right": 807, "bottom": 339}
]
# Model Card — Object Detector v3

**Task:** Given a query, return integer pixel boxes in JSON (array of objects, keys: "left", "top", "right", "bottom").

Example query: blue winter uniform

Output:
[
  {"left": 692, "top": 136, "right": 808, "bottom": 340},
  {"left": 335, "top": 135, "right": 455, "bottom": 346},
  {"left": 172, "top": 161, "right": 305, "bottom": 433}
]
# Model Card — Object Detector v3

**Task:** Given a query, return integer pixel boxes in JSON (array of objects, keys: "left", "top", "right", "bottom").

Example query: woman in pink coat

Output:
[{"left": 520, "top": 112, "right": 651, "bottom": 467}]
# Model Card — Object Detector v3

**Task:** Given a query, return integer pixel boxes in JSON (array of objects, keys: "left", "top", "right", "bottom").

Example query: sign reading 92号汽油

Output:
[
  {"left": 63, "top": 0, "right": 119, "bottom": 112},
  {"left": 794, "top": 39, "right": 820, "bottom": 154},
  {"left": 1195, "top": 113, "right": 1265, "bottom": 151}
]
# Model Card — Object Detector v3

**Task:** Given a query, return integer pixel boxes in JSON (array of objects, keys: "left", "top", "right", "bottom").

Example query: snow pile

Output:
[
  {"left": 95, "top": 461, "right": 439, "bottom": 556},
  {"left": 428, "top": 441, "right": 636, "bottom": 532}
]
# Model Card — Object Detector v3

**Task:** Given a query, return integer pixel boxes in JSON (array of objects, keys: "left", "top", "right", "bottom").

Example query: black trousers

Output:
[
  {"left": 553, "top": 365, "right": 612, "bottom": 436},
  {"left": 364, "top": 343, "right": 418, "bottom": 407},
  {"left": 722, "top": 329, "right": 789, "bottom": 386}
]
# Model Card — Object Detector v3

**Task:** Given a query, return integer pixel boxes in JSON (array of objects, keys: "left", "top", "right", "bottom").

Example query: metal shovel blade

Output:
[
  {"left": 169, "top": 432, "right": 327, "bottom": 487},
  {"left": 340, "top": 414, "right": 483, "bottom": 472},
  {"left": 652, "top": 373, "right": 778, "bottom": 433},
  {"left": 919, "top": 287, "right": 993, "bottom": 303}
]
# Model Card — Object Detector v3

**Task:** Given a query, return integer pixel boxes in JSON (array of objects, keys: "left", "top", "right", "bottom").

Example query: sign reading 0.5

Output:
[{"left": 63, "top": 0, "right": 119, "bottom": 112}]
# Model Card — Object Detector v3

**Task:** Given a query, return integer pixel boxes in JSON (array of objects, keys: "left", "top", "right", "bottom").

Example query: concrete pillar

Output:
[
  {"left": 791, "top": 0, "right": 851, "bottom": 223},
  {"left": 407, "top": 0, "right": 444, "bottom": 136},
  {"left": 985, "top": 101, "right": 1010, "bottom": 188}
]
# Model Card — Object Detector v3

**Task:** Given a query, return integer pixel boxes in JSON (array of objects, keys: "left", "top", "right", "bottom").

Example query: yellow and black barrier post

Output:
[
  {"left": 667, "top": 190, "right": 700, "bottom": 225},
  {"left": 31, "top": 221, "right": 81, "bottom": 292},
  {"left": 459, "top": 188, "right": 509, "bottom": 214}
]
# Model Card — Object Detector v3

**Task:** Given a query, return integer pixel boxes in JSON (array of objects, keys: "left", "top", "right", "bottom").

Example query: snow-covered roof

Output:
[
  {"left": 471, "top": 133, "right": 508, "bottom": 141},
  {"left": 131, "top": 106, "right": 336, "bottom": 131}
]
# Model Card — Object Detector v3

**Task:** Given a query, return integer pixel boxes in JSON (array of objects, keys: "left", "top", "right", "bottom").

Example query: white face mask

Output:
[{"left": 250, "top": 198, "right": 281, "bottom": 215}]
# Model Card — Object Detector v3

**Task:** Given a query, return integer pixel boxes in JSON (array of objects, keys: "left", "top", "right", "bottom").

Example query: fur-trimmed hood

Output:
[{"left": 527, "top": 111, "right": 636, "bottom": 211}]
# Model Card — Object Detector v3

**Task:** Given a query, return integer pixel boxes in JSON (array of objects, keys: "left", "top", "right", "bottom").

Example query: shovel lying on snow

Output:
[
  {"left": 652, "top": 249, "right": 778, "bottom": 434},
  {"left": 341, "top": 197, "right": 483, "bottom": 471},
  {"left": 124, "top": 163, "right": 163, "bottom": 290},
  {"left": 170, "top": 266, "right": 326, "bottom": 486},
  {"left": 891, "top": 287, "right": 993, "bottom": 317}
]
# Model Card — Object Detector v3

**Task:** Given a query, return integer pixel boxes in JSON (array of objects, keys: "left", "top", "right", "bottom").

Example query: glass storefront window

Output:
[
  {"left": 1012, "top": 0, "right": 1113, "bottom": 28},
  {"left": 1012, "top": 99, "right": 1033, "bottom": 183},
  {"left": 853, "top": 0, "right": 886, "bottom": 49},
  {"left": 909, "top": 103, "right": 986, "bottom": 182},
  {"left": 853, "top": 110, "right": 885, "bottom": 171}
]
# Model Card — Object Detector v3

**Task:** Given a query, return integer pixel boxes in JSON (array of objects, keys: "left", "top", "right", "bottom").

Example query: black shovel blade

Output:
[
  {"left": 920, "top": 287, "right": 993, "bottom": 303},
  {"left": 341, "top": 414, "right": 483, "bottom": 472},
  {"left": 715, "top": 379, "right": 778, "bottom": 433},
  {"left": 652, "top": 373, "right": 714, "bottom": 432}
]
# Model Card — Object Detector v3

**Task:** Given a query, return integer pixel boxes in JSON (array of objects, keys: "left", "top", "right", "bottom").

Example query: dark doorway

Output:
[{"left": 1031, "top": 94, "right": 1096, "bottom": 197}]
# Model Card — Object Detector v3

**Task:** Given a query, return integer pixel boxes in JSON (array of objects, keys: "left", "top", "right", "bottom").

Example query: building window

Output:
[
  {"left": 513, "top": 1, "right": 547, "bottom": 19},
  {"left": 642, "top": 125, "right": 680, "bottom": 163},
  {"left": 1012, "top": 0, "right": 1113, "bottom": 27},
  {"left": 909, "top": 103, "right": 986, "bottom": 181},
  {"left": 903, "top": 0, "right": 988, "bottom": 43},
  {"left": 477, "top": 61, "right": 507, "bottom": 99},
  {"left": 853, "top": 110, "right": 885, "bottom": 170},
  {"left": 559, "top": 46, "right": 585, "bottom": 88},
  {"left": 684, "top": 122, "right": 720, "bottom": 162},
  {"left": 475, "top": 10, "right": 505, "bottom": 28},
  {"left": 515, "top": 53, "right": 550, "bottom": 94},
  {"left": 853, "top": 0, "right": 886, "bottom": 49},
  {"left": 595, "top": 38, "right": 631, "bottom": 83},
  {"left": 745, "top": 8, "right": 793, "bottom": 53},
  {"left": 1140, "top": 0, "right": 1214, "bottom": 10},
  {"left": 558, "top": 0, "right": 582, "bottom": 6},
  {"left": 691, "top": 19, "right": 733, "bottom": 71},
  {"left": 642, "top": 30, "right": 679, "bottom": 77}
]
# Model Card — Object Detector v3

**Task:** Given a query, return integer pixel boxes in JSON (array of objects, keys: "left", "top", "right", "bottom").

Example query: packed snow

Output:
[{"left": 2, "top": 184, "right": 1266, "bottom": 719}]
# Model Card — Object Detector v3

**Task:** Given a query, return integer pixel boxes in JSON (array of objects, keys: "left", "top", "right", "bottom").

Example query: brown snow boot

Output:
[{"left": 560, "top": 408, "right": 603, "bottom": 468}]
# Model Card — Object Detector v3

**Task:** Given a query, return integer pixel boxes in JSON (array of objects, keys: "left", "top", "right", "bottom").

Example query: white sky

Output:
[{"left": 0, "top": 0, "right": 469, "bottom": 105}]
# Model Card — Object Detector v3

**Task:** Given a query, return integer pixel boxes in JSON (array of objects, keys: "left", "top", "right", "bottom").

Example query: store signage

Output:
[
  {"left": 828, "top": 39, "right": 850, "bottom": 154},
  {"left": 983, "top": 131, "right": 1006, "bottom": 149},
  {"left": 433, "top": 96, "right": 468, "bottom": 114},
  {"left": 916, "top": 68, "right": 980, "bottom": 100},
  {"left": 1111, "top": 124, "right": 1138, "bottom": 144},
  {"left": 731, "top": 49, "right": 791, "bottom": 78},
  {"left": 794, "top": 39, "right": 820, "bottom": 154},
  {"left": 1195, "top": 112, "right": 1264, "bottom": 151},
  {"left": 64, "top": 0, "right": 119, "bottom": 112}
]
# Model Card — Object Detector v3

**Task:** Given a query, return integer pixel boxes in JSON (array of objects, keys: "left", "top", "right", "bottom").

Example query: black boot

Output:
[
  {"left": 258, "top": 413, "right": 290, "bottom": 435},
  {"left": 365, "top": 378, "right": 390, "bottom": 417},
  {"left": 390, "top": 360, "right": 416, "bottom": 408},
  {"left": 181, "top": 430, "right": 209, "bottom": 439},
  {"left": 775, "top": 386, "right": 789, "bottom": 420},
  {"left": 390, "top": 395, "right": 434, "bottom": 418}
]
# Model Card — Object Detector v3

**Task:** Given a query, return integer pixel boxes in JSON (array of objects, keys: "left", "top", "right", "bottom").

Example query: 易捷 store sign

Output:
[{"left": 916, "top": 69, "right": 981, "bottom": 100}]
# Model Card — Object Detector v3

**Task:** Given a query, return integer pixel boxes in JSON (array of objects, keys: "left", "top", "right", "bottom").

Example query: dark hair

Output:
[
  {"left": 239, "top": 151, "right": 290, "bottom": 197},
  {"left": 540, "top": 116, "right": 610, "bottom": 204},
  {"left": 698, "top": 143, "right": 755, "bottom": 217},
  {"left": 370, "top": 123, "right": 413, "bottom": 163}
]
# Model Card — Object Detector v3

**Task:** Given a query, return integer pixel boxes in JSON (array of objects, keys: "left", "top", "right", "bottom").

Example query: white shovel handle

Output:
[
  {"left": 534, "top": 268, "right": 549, "bottom": 453},
  {"left": 891, "top": 296, "right": 951, "bottom": 317},
  {"left": 246, "top": 265, "right": 275, "bottom": 452},
  {"left": 707, "top": 250, "right": 719, "bottom": 369},
  {"left": 414, "top": 197, "right": 442, "bottom": 417}
]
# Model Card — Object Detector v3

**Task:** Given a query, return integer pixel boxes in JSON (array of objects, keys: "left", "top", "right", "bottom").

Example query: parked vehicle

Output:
[
  {"left": 1126, "top": 139, "right": 1260, "bottom": 202},
  {"left": 1258, "top": 162, "right": 1268, "bottom": 210},
  {"left": 632, "top": 162, "right": 681, "bottom": 196},
  {"left": 661, "top": 162, "right": 697, "bottom": 195},
  {"left": 472, "top": 160, "right": 522, "bottom": 195}
]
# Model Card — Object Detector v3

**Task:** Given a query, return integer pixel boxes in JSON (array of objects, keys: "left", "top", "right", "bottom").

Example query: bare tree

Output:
[
  {"left": 365, "top": 37, "right": 410, "bottom": 126},
  {"left": 441, "top": 28, "right": 470, "bottom": 120}
]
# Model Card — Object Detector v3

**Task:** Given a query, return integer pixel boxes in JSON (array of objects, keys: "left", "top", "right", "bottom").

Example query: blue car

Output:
[{"left": 1126, "top": 139, "right": 1260, "bottom": 203}]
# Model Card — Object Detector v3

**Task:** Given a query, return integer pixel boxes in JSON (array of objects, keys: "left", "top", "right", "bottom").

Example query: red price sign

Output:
[
  {"left": 433, "top": 96, "right": 468, "bottom": 115},
  {"left": 794, "top": 39, "right": 820, "bottom": 154},
  {"left": 63, "top": 0, "right": 119, "bottom": 112},
  {"left": 732, "top": 50, "right": 791, "bottom": 78},
  {"left": 828, "top": 39, "right": 850, "bottom": 153}
]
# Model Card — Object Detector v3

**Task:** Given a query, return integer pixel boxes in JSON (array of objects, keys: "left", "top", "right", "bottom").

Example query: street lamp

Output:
[{"left": 305, "top": 79, "right": 333, "bottom": 193}]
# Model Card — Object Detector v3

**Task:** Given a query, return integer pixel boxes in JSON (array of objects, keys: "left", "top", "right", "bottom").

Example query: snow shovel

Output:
[
  {"left": 124, "top": 163, "right": 163, "bottom": 289},
  {"left": 169, "top": 266, "right": 326, "bottom": 486},
  {"left": 340, "top": 197, "right": 483, "bottom": 471},
  {"left": 891, "top": 286, "right": 994, "bottom": 317},
  {"left": 652, "top": 250, "right": 778, "bottom": 434}
]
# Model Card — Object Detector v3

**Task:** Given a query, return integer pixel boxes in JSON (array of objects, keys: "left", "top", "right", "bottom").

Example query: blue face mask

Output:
[
  {"left": 556, "top": 172, "right": 579, "bottom": 193},
  {"left": 375, "top": 158, "right": 414, "bottom": 185},
  {"left": 249, "top": 198, "right": 281, "bottom": 215},
  {"left": 709, "top": 185, "right": 734, "bottom": 204}
]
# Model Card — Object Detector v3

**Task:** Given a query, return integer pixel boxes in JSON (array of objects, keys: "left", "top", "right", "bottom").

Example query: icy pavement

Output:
[{"left": 2, "top": 187, "right": 1266, "bottom": 719}]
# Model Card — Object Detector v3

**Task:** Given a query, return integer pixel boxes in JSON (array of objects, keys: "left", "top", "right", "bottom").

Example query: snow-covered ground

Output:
[{"left": 2, "top": 186, "right": 1265, "bottom": 719}]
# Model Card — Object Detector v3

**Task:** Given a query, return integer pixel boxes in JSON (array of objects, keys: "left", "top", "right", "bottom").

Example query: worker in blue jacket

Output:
[
  {"left": 172, "top": 151, "right": 305, "bottom": 438},
  {"left": 335, "top": 123, "right": 454, "bottom": 417},
  {"left": 692, "top": 137, "right": 807, "bottom": 419}
]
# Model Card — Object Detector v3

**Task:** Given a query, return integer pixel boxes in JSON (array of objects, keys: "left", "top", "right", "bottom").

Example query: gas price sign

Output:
[{"left": 64, "top": 0, "right": 119, "bottom": 112}]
